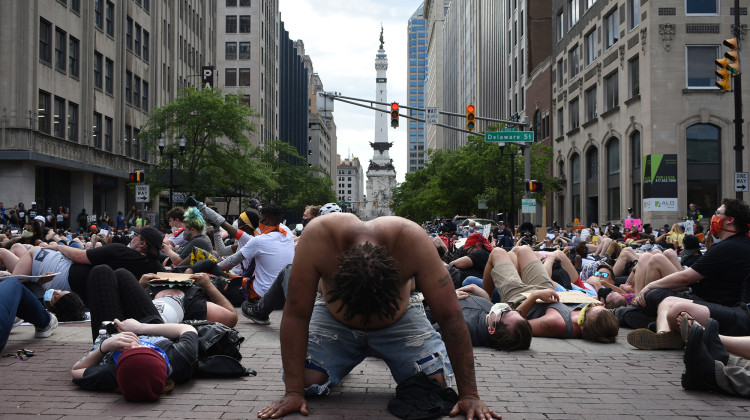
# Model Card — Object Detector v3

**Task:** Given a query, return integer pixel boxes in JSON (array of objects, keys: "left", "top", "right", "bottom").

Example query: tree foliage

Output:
[{"left": 393, "top": 132, "right": 560, "bottom": 223}]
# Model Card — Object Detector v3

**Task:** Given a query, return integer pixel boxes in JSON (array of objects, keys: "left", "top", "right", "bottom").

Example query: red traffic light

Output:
[
  {"left": 467, "top": 105, "right": 475, "bottom": 114},
  {"left": 466, "top": 104, "right": 476, "bottom": 130},
  {"left": 525, "top": 180, "right": 542, "bottom": 192},
  {"left": 391, "top": 102, "right": 399, "bottom": 111},
  {"left": 390, "top": 102, "right": 399, "bottom": 128}
]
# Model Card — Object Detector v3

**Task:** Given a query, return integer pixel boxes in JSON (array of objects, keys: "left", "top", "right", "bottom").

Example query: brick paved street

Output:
[{"left": 2, "top": 309, "right": 749, "bottom": 419}]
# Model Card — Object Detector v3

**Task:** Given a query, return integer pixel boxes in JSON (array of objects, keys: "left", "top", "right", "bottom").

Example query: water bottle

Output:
[{"left": 93, "top": 321, "right": 115, "bottom": 352}]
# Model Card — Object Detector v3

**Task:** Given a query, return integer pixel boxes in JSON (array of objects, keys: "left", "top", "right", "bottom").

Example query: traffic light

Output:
[
  {"left": 466, "top": 105, "right": 476, "bottom": 131},
  {"left": 716, "top": 37, "right": 740, "bottom": 92},
  {"left": 390, "top": 102, "right": 399, "bottom": 128},
  {"left": 525, "top": 180, "right": 542, "bottom": 192},
  {"left": 129, "top": 171, "right": 145, "bottom": 182}
]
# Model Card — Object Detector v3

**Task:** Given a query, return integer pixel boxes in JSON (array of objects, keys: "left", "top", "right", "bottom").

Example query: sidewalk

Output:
[{"left": 1, "top": 309, "right": 746, "bottom": 419}]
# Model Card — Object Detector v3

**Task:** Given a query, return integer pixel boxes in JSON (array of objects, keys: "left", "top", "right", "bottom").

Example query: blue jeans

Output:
[
  {"left": 463, "top": 276, "right": 500, "bottom": 303},
  {"left": 303, "top": 293, "right": 454, "bottom": 396},
  {"left": 0, "top": 279, "right": 51, "bottom": 351}
]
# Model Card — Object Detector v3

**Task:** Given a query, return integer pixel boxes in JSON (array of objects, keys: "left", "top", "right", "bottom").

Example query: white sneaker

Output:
[
  {"left": 13, "top": 317, "right": 24, "bottom": 328},
  {"left": 34, "top": 313, "right": 58, "bottom": 338}
]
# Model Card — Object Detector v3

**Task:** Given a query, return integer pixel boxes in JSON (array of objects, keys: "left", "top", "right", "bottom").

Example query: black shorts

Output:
[{"left": 701, "top": 302, "right": 750, "bottom": 336}]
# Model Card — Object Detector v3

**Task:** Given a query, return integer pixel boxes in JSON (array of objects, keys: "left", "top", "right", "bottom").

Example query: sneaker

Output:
[
  {"left": 13, "top": 317, "right": 24, "bottom": 328},
  {"left": 34, "top": 313, "right": 58, "bottom": 338},
  {"left": 241, "top": 301, "right": 270, "bottom": 325},
  {"left": 681, "top": 323, "right": 719, "bottom": 391},
  {"left": 703, "top": 318, "right": 729, "bottom": 365},
  {"left": 627, "top": 328, "right": 684, "bottom": 350}
]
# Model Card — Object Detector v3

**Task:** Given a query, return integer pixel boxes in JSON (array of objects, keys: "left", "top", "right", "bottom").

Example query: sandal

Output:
[{"left": 679, "top": 312, "right": 697, "bottom": 343}]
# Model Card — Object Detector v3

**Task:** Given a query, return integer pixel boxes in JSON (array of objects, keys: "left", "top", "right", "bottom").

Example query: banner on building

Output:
[
  {"left": 642, "top": 154, "right": 678, "bottom": 211},
  {"left": 202, "top": 66, "right": 215, "bottom": 89}
]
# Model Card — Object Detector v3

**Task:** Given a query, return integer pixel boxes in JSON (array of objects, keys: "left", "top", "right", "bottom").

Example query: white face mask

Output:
[
  {"left": 171, "top": 226, "right": 178, "bottom": 233},
  {"left": 487, "top": 303, "right": 511, "bottom": 334}
]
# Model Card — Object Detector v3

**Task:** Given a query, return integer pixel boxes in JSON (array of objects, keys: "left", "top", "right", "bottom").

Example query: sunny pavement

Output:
[{"left": 2, "top": 309, "right": 749, "bottom": 420}]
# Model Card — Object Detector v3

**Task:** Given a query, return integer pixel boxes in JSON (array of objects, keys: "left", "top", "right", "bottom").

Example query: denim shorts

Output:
[{"left": 303, "top": 293, "right": 454, "bottom": 396}]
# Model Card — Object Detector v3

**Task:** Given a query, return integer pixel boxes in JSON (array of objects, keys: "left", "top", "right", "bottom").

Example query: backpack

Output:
[{"left": 183, "top": 320, "right": 256, "bottom": 378}]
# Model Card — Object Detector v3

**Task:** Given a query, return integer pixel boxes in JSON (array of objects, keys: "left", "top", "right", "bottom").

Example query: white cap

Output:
[
  {"left": 153, "top": 297, "right": 184, "bottom": 324},
  {"left": 34, "top": 215, "right": 45, "bottom": 223},
  {"left": 320, "top": 203, "right": 342, "bottom": 215},
  {"left": 31, "top": 201, "right": 37, "bottom": 205}
]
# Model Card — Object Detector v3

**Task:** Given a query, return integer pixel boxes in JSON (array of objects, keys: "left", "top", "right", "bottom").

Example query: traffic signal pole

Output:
[{"left": 732, "top": 0, "right": 744, "bottom": 200}]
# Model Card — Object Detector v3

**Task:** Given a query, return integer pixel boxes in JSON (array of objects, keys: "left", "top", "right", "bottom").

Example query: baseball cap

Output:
[
  {"left": 131, "top": 226, "right": 163, "bottom": 249},
  {"left": 116, "top": 347, "right": 168, "bottom": 402},
  {"left": 320, "top": 203, "right": 342, "bottom": 215},
  {"left": 31, "top": 201, "right": 37, "bottom": 205},
  {"left": 34, "top": 215, "right": 45, "bottom": 223}
]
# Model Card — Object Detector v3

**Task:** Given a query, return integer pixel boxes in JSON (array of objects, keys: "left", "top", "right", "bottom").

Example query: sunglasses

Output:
[
  {"left": 487, "top": 303, "right": 512, "bottom": 334},
  {"left": 594, "top": 271, "right": 610, "bottom": 278}
]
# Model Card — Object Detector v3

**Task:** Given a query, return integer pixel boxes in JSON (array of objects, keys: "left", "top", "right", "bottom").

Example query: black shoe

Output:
[
  {"left": 241, "top": 301, "right": 271, "bottom": 325},
  {"left": 681, "top": 324, "right": 718, "bottom": 392},
  {"left": 703, "top": 318, "right": 730, "bottom": 366}
]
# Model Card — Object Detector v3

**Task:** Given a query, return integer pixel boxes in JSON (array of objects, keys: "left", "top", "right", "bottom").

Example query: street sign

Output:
[
  {"left": 172, "top": 192, "right": 187, "bottom": 203},
  {"left": 477, "top": 199, "right": 487, "bottom": 209},
  {"left": 735, "top": 172, "right": 748, "bottom": 192},
  {"left": 521, "top": 198, "right": 536, "bottom": 214},
  {"left": 485, "top": 131, "right": 534, "bottom": 142},
  {"left": 135, "top": 184, "right": 150, "bottom": 202},
  {"left": 425, "top": 107, "right": 439, "bottom": 124}
]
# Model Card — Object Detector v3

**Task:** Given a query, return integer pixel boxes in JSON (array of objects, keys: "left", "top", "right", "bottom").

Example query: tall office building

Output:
[
  {"left": 406, "top": 4, "right": 427, "bottom": 174},
  {"left": 337, "top": 155, "right": 364, "bottom": 216},
  {"left": 217, "top": 0, "right": 278, "bottom": 147},
  {"left": 0, "top": 0, "right": 216, "bottom": 219}
]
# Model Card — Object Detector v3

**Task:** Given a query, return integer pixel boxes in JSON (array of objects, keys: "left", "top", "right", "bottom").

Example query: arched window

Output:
[
  {"left": 571, "top": 153, "right": 581, "bottom": 220},
  {"left": 586, "top": 147, "right": 598, "bottom": 183},
  {"left": 607, "top": 138, "right": 620, "bottom": 219},
  {"left": 585, "top": 147, "right": 599, "bottom": 223},
  {"left": 631, "top": 131, "right": 641, "bottom": 213},
  {"left": 686, "top": 123, "right": 721, "bottom": 213}
]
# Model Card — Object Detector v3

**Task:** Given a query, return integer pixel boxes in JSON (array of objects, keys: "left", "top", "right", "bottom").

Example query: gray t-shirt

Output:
[
  {"left": 429, "top": 295, "right": 493, "bottom": 347},
  {"left": 177, "top": 234, "right": 213, "bottom": 260},
  {"left": 31, "top": 248, "right": 73, "bottom": 291},
  {"left": 525, "top": 302, "right": 587, "bottom": 339}
]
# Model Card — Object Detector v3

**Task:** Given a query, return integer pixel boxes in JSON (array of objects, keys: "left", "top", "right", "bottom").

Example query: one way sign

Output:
[{"left": 735, "top": 172, "right": 749, "bottom": 192}]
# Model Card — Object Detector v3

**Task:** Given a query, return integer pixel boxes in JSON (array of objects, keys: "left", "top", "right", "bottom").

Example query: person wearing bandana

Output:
[{"left": 449, "top": 233, "right": 493, "bottom": 282}]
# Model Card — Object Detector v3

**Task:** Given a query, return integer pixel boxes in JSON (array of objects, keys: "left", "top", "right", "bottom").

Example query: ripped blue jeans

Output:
[{"left": 303, "top": 293, "right": 454, "bottom": 396}]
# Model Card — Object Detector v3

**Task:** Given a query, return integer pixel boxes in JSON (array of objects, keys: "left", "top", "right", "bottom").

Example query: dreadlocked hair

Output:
[
  {"left": 326, "top": 242, "right": 402, "bottom": 326},
  {"left": 183, "top": 207, "right": 206, "bottom": 234}
]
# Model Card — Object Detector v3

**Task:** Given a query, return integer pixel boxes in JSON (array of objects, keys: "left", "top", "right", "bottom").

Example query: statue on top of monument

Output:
[{"left": 379, "top": 24, "right": 384, "bottom": 49}]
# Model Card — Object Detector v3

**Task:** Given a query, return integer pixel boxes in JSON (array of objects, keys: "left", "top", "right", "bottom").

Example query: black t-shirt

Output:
[
  {"left": 72, "top": 331, "right": 199, "bottom": 392},
  {"left": 87, "top": 243, "right": 165, "bottom": 277},
  {"left": 425, "top": 295, "right": 492, "bottom": 347},
  {"left": 690, "top": 234, "right": 750, "bottom": 306},
  {"left": 460, "top": 248, "right": 491, "bottom": 280}
]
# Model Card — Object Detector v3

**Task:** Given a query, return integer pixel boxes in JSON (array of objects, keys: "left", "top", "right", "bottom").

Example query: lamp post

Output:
[{"left": 158, "top": 136, "right": 186, "bottom": 209}]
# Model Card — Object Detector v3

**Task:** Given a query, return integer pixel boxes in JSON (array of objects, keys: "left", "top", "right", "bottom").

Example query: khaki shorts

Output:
[{"left": 491, "top": 260, "right": 554, "bottom": 308}]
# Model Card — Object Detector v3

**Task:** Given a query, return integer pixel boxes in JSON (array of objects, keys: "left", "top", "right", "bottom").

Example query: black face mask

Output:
[{"left": 302, "top": 218, "right": 310, "bottom": 227}]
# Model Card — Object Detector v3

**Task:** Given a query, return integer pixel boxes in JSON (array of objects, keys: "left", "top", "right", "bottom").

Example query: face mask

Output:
[
  {"left": 577, "top": 302, "right": 600, "bottom": 326},
  {"left": 43, "top": 289, "right": 55, "bottom": 303},
  {"left": 302, "top": 218, "right": 310, "bottom": 227},
  {"left": 710, "top": 215, "right": 725, "bottom": 236},
  {"left": 171, "top": 226, "right": 178, "bottom": 233},
  {"left": 22, "top": 229, "right": 33, "bottom": 238}
]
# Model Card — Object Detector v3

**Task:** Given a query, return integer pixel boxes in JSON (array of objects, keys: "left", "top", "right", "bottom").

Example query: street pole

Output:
[
  {"left": 169, "top": 154, "right": 174, "bottom": 210},
  {"left": 733, "top": 0, "right": 744, "bottom": 200}
]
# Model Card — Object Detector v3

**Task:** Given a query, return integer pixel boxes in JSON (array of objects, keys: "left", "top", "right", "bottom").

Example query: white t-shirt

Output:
[
  {"left": 239, "top": 227, "right": 295, "bottom": 297},
  {"left": 31, "top": 248, "right": 73, "bottom": 291},
  {"left": 229, "top": 230, "right": 254, "bottom": 276}
]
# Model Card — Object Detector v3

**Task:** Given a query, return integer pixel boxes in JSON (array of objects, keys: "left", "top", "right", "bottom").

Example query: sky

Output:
[{"left": 278, "top": 0, "right": 425, "bottom": 184}]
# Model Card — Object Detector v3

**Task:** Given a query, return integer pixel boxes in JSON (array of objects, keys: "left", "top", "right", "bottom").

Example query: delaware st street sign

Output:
[{"left": 485, "top": 131, "right": 534, "bottom": 142}]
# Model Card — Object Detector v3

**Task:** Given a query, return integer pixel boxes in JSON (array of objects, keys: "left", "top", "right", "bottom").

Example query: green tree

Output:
[{"left": 140, "top": 87, "right": 273, "bottom": 200}]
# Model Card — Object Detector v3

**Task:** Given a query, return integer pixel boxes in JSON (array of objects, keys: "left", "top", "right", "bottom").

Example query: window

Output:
[
  {"left": 134, "top": 76, "right": 141, "bottom": 108},
  {"left": 557, "top": 107, "right": 564, "bottom": 137},
  {"left": 632, "top": 130, "right": 641, "bottom": 213},
  {"left": 226, "top": 0, "right": 237, "bottom": 5},
  {"left": 71, "top": 0, "right": 80, "bottom": 13},
  {"left": 142, "top": 81, "right": 148, "bottom": 111},
  {"left": 569, "top": 99, "right": 580, "bottom": 130},
  {"left": 125, "top": 71, "right": 132, "bottom": 103},
  {"left": 105, "top": 1, "right": 114, "bottom": 37},
  {"left": 55, "top": 28, "right": 66, "bottom": 71},
  {"left": 239, "top": 42, "right": 250, "bottom": 59},
  {"left": 557, "top": 59, "right": 564, "bottom": 87},
  {"left": 687, "top": 46, "right": 719, "bottom": 88},
  {"left": 240, "top": 0, "right": 250, "bottom": 5},
  {"left": 607, "top": 139, "right": 620, "bottom": 175},
  {"left": 687, "top": 124, "right": 720, "bottom": 163},
  {"left": 125, "top": 125, "right": 132, "bottom": 157},
  {"left": 239, "top": 68, "right": 250, "bottom": 85},
  {"left": 94, "top": 0, "right": 103, "bottom": 29},
  {"left": 225, "top": 68, "right": 237, "bottom": 86},
  {"left": 628, "top": 0, "right": 639, "bottom": 30},
  {"left": 628, "top": 57, "right": 639, "bottom": 98},
  {"left": 571, "top": 153, "right": 581, "bottom": 217},
  {"left": 585, "top": 86, "right": 597, "bottom": 121},
  {"left": 67, "top": 102, "right": 78, "bottom": 142},
  {"left": 585, "top": 27, "right": 598, "bottom": 65},
  {"left": 604, "top": 71, "right": 618, "bottom": 111},
  {"left": 568, "top": 44, "right": 581, "bottom": 78},
  {"left": 586, "top": 148, "right": 598, "bottom": 183},
  {"left": 105, "top": 58, "right": 113, "bottom": 94},
  {"left": 586, "top": 0, "right": 597, "bottom": 9},
  {"left": 38, "top": 90, "right": 50, "bottom": 133},
  {"left": 135, "top": 24, "right": 142, "bottom": 56},
  {"left": 225, "top": 42, "right": 237, "bottom": 60},
  {"left": 134, "top": 129, "right": 140, "bottom": 159},
  {"left": 226, "top": 15, "right": 237, "bottom": 33},
  {"left": 68, "top": 36, "right": 79, "bottom": 77},
  {"left": 686, "top": 124, "right": 721, "bottom": 210},
  {"left": 105, "top": 117, "right": 113, "bottom": 151},
  {"left": 126, "top": 17, "right": 133, "bottom": 50},
  {"left": 604, "top": 9, "right": 618, "bottom": 49},
  {"left": 568, "top": 0, "right": 579, "bottom": 28},
  {"left": 93, "top": 52, "right": 103, "bottom": 89},
  {"left": 555, "top": 10, "right": 564, "bottom": 42},
  {"left": 143, "top": 31, "right": 149, "bottom": 62},
  {"left": 687, "top": 0, "right": 718, "bottom": 14},
  {"left": 53, "top": 96, "right": 65, "bottom": 138},
  {"left": 93, "top": 112, "right": 102, "bottom": 148},
  {"left": 239, "top": 15, "right": 251, "bottom": 33},
  {"left": 40, "top": 19, "right": 51, "bottom": 64}
]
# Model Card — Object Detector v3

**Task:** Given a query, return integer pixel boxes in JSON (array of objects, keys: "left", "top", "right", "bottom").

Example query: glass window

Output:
[
  {"left": 68, "top": 36, "right": 79, "bottom": 77},
  {"left": 687, "top": 0, "right": 718, "bottom": 14},
  {"left": 569, "top": 98, "right": 579, "bottom": 130},
  {"left": 604, "top": 71, "right": 618, "bottom": 111},
  {"left": 106, "top": 1, "right": 114, "bottom": 36},
  {"left": 628, "top": 0, "right": 639, "bottom": 30},
  {"left": 126, "top": 17, "right": 133, "bottom": 50},
  {"left": 572, "top": 153, "right": 581, "bottom": 184},
  {"left": 125, "top": 70, "right": 132, "bottom": 103},
  {"left": 687, "top": 124, "right": 720, "bottom": 163},
  {"left": 556, "top": 10, "right": 564, "bottom": 42},
  {"left": 604, "top": 9, "right": 618, "bottom": 49},
  {"left": 239, "top": 15, "right": 251, "bottom": 33},
  {"left": 135, "top": 24, "right": 141, "bottom": 56},
  {"left": 67, "top": 102, "right": 78, "bottom": 142},
  {"left": 226, "top": 15, "right": 237, "bottom": 33},
  {"left": 105, "top": 58, "right": 113, "bottom": 94},
  {"left": 53, "top": 96, "right": 65, "bottom": 138},
  {"left": 608, "top": 187, "right": 620, "bottom": 220},
  {"left": 632, "top": 130, "right": 641, "bottom": 169},
  {"left": 239, "top": 0, "right": 250, "bottom": 5},
  {"left": 225, "top": 68, "right": 237, "bottom": 86},
  {"left": 55, "top": 28, "right": 66, "bottom": 71},
  {"left": 585, "top": 27, "right": 598, "bottom": 65},
  {"left": 687, "top": 45, "right": 719, "bottom": 88},
  {"left": 239, "top": 42, "right": 250, "bottom": 59},
  {"left": 105, "top": 117, "right": 113, "bottom": 151},
  {"left": 557, "top": 107, "right": 564, "bottom": 137},
  {"left": 94, "top": 0, "right": 103, "bottom": 29},
  {"left": 607, "top": 138, "right": 620, "bottom": 174},
  {"left": 142, "top": 81, "right": 149, "bottom": 111},
  {"left": 226, "top": 0, "right": 236, "bottom": 6},
  {"left": 38, "top": 90, "right": 51, "bottom": 133},
  {"left": 569, "top": 0, "right": 579, "bottom": 28},
  {"left": 125, "top": 125, "right": 132, "bottom": 157},
  {"left": 585, "top": 86, "right": 597, "bottom": 121},
  {"left": 225, "top": 42, "right": 237, "bottom": 60},
  {"left": 557, "top": 59, "right": 564, "bottom": 86},
  {"left": 569, "top": 44, "right": 580, "bottom": 77},
  {"left": 143, "top": 31, "right": 149, "bottom": 62},
  {"left": 628, "top": 57, "right": 639, "bottom": 98},
  {"left": 239, "top": 68, "right": 250, "bottom": 86},
  {"left": 39, "top": 19, "right": 51, "bottom": 64},
  {"left": 93, "top": 52, "right": 103, "bottom": 89},
  {"left": 586, "top": 148, "right": 598, "bottom": 182},
  {"left": 586, "top": 0, "right": 597, "bottom": 9},
  {"left": 71, "top": 0, "right": 80, "bottom": 13},
  {"left": 93, "top": 112, "right": 102, "bottom": 148}
]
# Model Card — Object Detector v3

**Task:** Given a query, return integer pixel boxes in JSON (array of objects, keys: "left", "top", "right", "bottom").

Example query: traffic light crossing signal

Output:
[
  {"left": 716, "top": 37, "right": 740, "bottom": 92},
  {"left": 129, "top": 171, "right": 145, "bottom": 182},
  {"left": 525, "top": 180, "right": 542, "bottom": 192},
  {"left": 466, "top": 105, "right": 476, "bottom": 131},
  {"left": 390, "top": 102, "right": 399, "bottom": 128}
]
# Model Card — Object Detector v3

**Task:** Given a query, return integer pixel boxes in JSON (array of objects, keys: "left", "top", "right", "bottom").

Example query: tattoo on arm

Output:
[{"left": 438, "top": 273, "right": 451, "bottom": 288}]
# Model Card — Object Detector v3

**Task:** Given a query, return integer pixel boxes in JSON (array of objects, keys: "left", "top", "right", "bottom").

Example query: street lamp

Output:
[{"left": 158, "top": 135, "right": 186, "bottom": 209}]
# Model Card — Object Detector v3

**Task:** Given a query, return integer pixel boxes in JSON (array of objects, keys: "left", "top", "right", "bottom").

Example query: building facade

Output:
[
  {"left": 406, "top": 4, "right": 427, "bottom": 174},
  {"left": 0, "top": 0, "right": 216, "bottom": 219},
  {"left": 337, "top": 155, "right": 364, "bottom": 216},
  {"left": 551, "top": 0, "right": 748, "bottom": 228}
]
